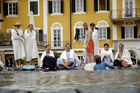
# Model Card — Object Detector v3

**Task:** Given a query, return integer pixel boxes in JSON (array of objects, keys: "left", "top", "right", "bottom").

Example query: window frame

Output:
[
  {"left": 28, "top": 0, "right": 40, "bottom": 16},
  {"left": 51, "top": 22, "right": 63, "bottom": 49},
  {"left": 96, "top": 20, "right": 110, "bottom": 40},
  {"left": 51, "top": 0, "right": 62, "bottom": 15},
  {"left": 125, "top": 26, "right": 134, "bottom": 39},
  {"left": 74, "top": 22, "right": 85, "bottom": 42},
  {"left": 75, "top": 27, "right": 85, "bottom": 41},
  {"left": 98, "top": 27, "right": 108, "bottom": 40},
  {"left": 74, "top": 0, "right": 85, "bottom": 14},
  {"left": 122, "top": 0, "right": 135, "bottom": 18},
  {"left": 6, "top": 1, "right": 18, "bottom": 17},
  {"left": 96, "top": 0, "right": 109, "bottom": 13}
]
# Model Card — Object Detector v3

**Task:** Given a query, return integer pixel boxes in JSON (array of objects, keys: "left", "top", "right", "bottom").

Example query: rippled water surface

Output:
[{"left": 0, "top": 69, "right": 140, "bottom": 92}]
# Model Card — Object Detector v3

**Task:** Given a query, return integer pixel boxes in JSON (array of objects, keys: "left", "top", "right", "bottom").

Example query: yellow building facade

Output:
[{"left": 0, "top": 0, "right": 140, "bottom": 64}]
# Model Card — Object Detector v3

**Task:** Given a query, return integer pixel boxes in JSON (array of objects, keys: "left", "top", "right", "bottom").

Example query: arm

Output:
[
  {"left": 105, "top": 63, "right": 114, "bottom": 69},
  {"left": 11, "top": 29, "right": 23, "bottom": 40},
  {"left": 94, "top": 65, "right": 97, "bottom": 70},
  {"left": 31, "top": 31, "right": 36, "bottom": 39}
]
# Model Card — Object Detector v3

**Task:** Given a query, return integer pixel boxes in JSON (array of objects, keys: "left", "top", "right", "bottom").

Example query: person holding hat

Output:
[{"left": 11, "top": 22, "right": 25, "bottom": 68}]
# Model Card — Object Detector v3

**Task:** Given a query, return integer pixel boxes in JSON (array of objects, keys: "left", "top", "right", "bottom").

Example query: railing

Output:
[
  {"left": 47, "top": 40, "right": 84, "bottom": 50},
  {"left": 110, "top": 8, "right": 140, "bottom": 21},
  {"left": 0, "top": 32, "right": 12, "bottom": 46},
  {"left": 0, "top": 32, "right": 85, "bottom": 50}
]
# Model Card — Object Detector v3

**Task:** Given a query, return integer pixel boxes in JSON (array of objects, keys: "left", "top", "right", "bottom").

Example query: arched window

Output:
[
  {"left": 74, "top": 22, "right": 84, "bottom": 42},
  {"left": 96, "top": 20, "right": 110, "bottom": 40},
  {"left": 51, "top": 22, "right": 63, "bottom": 49}
]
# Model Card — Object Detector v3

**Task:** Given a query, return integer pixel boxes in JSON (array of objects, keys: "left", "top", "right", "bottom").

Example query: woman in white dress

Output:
[
  {"left": 24, "top": 24, "right": 38, "bottom": 65},
  {"left": 11, "top": 22, "right": 25, "bottom": 68}
]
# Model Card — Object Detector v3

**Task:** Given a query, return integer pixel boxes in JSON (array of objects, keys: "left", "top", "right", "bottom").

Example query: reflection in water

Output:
[
  {"left": 0, "top": 69, "right": 140, "bottom": 92},
  {"left": 0, "top": 72, "right": 15, "bottom": 87}
]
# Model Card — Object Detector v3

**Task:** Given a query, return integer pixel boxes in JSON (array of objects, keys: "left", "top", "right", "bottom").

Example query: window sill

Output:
[
  {"left": 28, "top": 14, "right": 40, "bottom": 16},
  {"left": 123, "top": 38, "right": 135, "bottom": 40},
  {"left": 6, "top": 15, "right": 18, "bottom": 17},
  {"left": 99, "top": 39, "right": 109, "bottom": 41},
  {"left": 52, "top": 47, "right": 63, "bottom": 49},
  {"left": 74, "top": 12, "right": 86, "bottom": 15},
  {"left": 96, "top": 11, "right": 109, "bottom": 13},
  {"left": 50, "top": 13, "right": 63, "bottom": 16}
]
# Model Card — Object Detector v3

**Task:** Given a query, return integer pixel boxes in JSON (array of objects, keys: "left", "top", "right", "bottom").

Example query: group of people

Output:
[
  {"left": 82, "top": 22, "right": 133, "bottom": 71},
  {"left": 10, "top": 21, "right": 133, "bottom": 71},
  {"left": 11, "top": 22, "right": 38, "bottom": 68}
]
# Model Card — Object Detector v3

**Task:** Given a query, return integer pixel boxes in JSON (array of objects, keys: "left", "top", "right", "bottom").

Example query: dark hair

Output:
[
  {"left": 90, "top": 23, "right": 95, "bottom": 27},
  {"left": 95, "top": 55, "right": 101, "bottom": 64},
  {"left": 28, "top": 24, "right": 33, "bottom": 28},
  {"left": 45, "top": 45, "right": 50, "bottom": 48},
  {"left": 104, "top": 43, "right": 109, "bottom": 47}
]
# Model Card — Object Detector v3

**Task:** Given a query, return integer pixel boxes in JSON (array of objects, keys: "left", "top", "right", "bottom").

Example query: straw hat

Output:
[{"left": 14, "top": 22, "right": 21, "bottom": 26}]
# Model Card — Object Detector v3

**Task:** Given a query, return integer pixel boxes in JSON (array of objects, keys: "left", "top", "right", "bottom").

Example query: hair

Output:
[
  {"left": 28, "top": 24, "right": 33, "bottom": 28},
  {"left": 83, "top": 22, "right": 87, "bottom": 26},
  {"left": 104, "top": 43, "right": 109, "bottom": 47},
  {"left": 65, "top": 43, "right": 70, "bottom": 47},
  {"left": 90, "top": 23, "right": 95, "bottom": 27},
  {"left": 95, "top": 55, "right": 101, "bottom": 64},
  {"left": 45, "top": 45, "right": 50, "bottom": 48},
  {"left": 119, "top": 43, "right": 124, "bottom": 47}
]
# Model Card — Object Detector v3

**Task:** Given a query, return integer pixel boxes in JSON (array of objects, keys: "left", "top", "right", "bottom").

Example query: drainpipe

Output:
[{"left": 70, "top": 0, "right": 72, "bottom": 48}]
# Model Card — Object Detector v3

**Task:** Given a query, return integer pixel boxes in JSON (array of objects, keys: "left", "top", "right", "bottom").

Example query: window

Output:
[
  {"left": 98, "top": 27, "right": 107, "bottom": 39},
  {"left": 48, "top": 0, "right": 63, "bottom": 15},
  {"left": 74, "top": 22, "right": 85, "bottom": 41},
  {"left": 52, "top": 0, "right": 61, "bottom": 14},
  {"left": 124, "top": 0, "right": 133, "bottom": 17},
  {"left": 121, "top": 25, "right": 137, "bottom": 39},
  {"left": 53, "top": 29, "right": 61, "bottom": 47},
  {"left": 35, "top": 28, "right": 43, "bottom": 42},
  {"left": 96, "top": 20, "right": 110, "bottom": 40},
  {"left": 99, "top": 0, "right": 106, "bottom": 10},
  {"left": 94, "top": 0, "right": 109, "bottom": 12},
  {"left": 51, "top": 23, "right": 63, "bottom": 49},
  {"left": 125, "top": 26, "right": 134, "bottom": 39},
  {"left": 75, "top": 0, "right": 84, "bottom": 13},
  {"left": 4, "top": 1, "right": 18, "bottom": 16},
  {"left": 29, "top": 0, "right": 39, "bottom": 15},
  {"left": 72, "top": 0, "right": 86, "bottom": 13}
]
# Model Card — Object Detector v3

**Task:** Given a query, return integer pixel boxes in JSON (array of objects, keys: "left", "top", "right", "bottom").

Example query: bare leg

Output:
[
  {"left": 87, "top": 53, "right": 91, "bottom": 63},
  {"left": 18, "top": 59, "right": 21, "bottom": 68},
  {"left": 67, "top": 62, "right": 73, "bottom": 67},
  {"left": 90, "top": 53, "right": 94, "bottom": 63},
  {"left": 15, "top": 60, "right": 18, "bottom": 68},
  {"left": 31, "top": 59, "right": 35, "bottom": 65}
]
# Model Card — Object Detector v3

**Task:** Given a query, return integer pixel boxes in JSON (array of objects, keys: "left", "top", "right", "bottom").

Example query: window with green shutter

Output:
[
  {"left": 124, "top": 26, "right": 135, "bottom": 39},
  {"left": 30, "top": 1, "right": 38, "bottom": 15},
  {"left": 74, "top": 0, "right": 85, "bottom": 13},
  {"left": 49, "top": 0, "right": 63, "bottom": 15},
  {"left": 98, "top": 27, "right": 108, "bottom": 40},
  {"left": 94, "top": 0, "right": 110, "bottom": 12},
  {"left": 4, "top": 2, "right": 18, "bottom": 16}
]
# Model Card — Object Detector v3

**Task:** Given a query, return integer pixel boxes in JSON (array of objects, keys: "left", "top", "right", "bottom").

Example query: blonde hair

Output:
[{"left": 119, "top": 43, "right": 124, "bottom": 47}]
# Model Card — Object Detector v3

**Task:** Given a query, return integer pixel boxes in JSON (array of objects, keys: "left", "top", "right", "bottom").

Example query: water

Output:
[{"left": 0, "top": 69, "right": 140, "bottom": 93}]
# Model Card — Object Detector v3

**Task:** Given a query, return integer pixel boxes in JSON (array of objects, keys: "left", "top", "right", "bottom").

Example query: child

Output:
[{"left": 94, "top": 55, "right": 114, "bottom": 71}]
